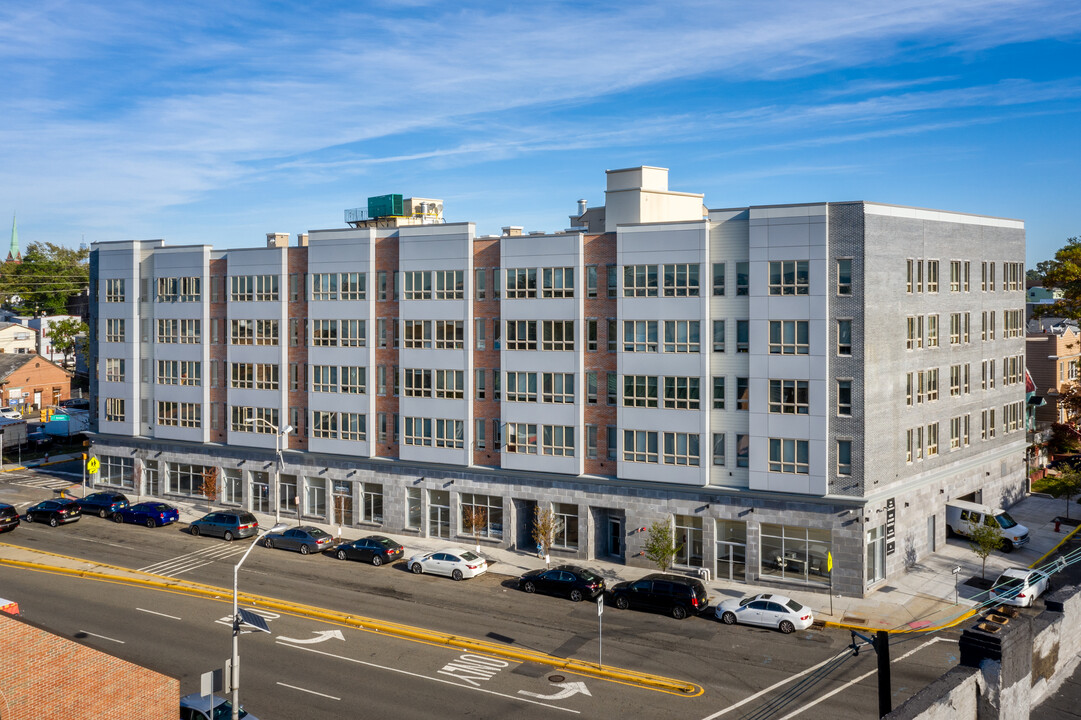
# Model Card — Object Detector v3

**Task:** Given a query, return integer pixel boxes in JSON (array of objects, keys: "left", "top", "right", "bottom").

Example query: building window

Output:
[
  {"left": 736, "top": 262, "right": 749, "bottom": 296},
  {"left": 736, "top": 320, "right": 748, "bottom": 353},
  {"left": 712, "top": 263, "right": 725, "bottom": 296},
  {"left": 624, "top": 320, "right": 658, "bottom": 352},
  {"left": 736, "top": 434, "right": 749, "bottom": 468},
  {"left": 506, "top": 320, "right": 537, "bottom": 351},
  {"left": 606, "top": 264, "right": 618, "bottom": 298},
  {"left": 404, "top": 417, "right": 433, "bottom": 446},
  {"left": 157, "top": 319, "right": 179, "bottom": 344},
  {"left": 712, "top": 320, "right": 725, "bottom": 353},
  {"left": 586, "top": 266, "right": 598, "bottom": 298},
  {"left": 403, "top": 369, "right": 431, "bottom": 398},
  {"left": 712, "top": 434, "right": 725, "bottom": 466},
  {"left": 311, "top": 273, "right": 338, "bottom": 301},
  {"left": 586, "top": 425, "right": 598, "bottom": 459},
  {"left": 433, "top": 270, "right": 464, "bottom": 300},
  {"left": 312, "top": 365, "right": 338, "bottom": 393},
  {"left": 769, "top": 260, "right": 809, "bottom": 296},
  {"left": 837, "top": 320, "right": 852, "bottom": 355},
  {"left": 838, "top": 440, "right": 852, "bottom": 475},
  {"left": 927, "top": 422, "right": 939, "bottom": 457},
  {"left": 460, "top": 494, "right": 502, "bottom": 538},
  {"left": 552, "top": 503, "right": 579, "bottom": 549},
  {"left": 341, "top": 366, "right": 364, "bottom": 394},
  {"left": 339, "top": 320, "right": 365, "bottom": 348},
  {"left": 768, "top": 379, "right": 808, "bottom": 414},
  {"left": 663, "top": 432, "right": 699, "bottom": 466},
  {"left": 404, "top": 271, "right": 432, "bottom": 300},
  {"left": 736, "top": 377, "right": 749, "bottom": 410},
  {"left": 105, "top": 278, "right": 126, "bottom": 303},
  {"left": 542, "top": 372, "right": 575, "bottom": 404},
  {"left": 231, "top": 407, "right": 278, "bottom": 433},
  {"left": 542, "top": 267, "right": 574, "bottom": 298},
  {"left": 105, "top": 398, "right": 125, "bottom": 422},
  {"left": 926, "top": 260, "right": 939, "bottom": 293},
  {"left": 769, "top": 438, "right": 809, "bottom": 474},
  {"left": 311, "top": 411, "right": 339, "bottom": 439},
  {"left": 713, "top": 376, "right": 725, "bottom": 409},
  {"left": 586, "top": 319, "right": 598, "bottom": 352},
  {"left": 624, "top": 375, "right": 658, "bottom": 408},
  {"left": 624, "top": 265, "right": 659, "bottom": 297},
  {"left": 507, "top": 268, "right": 538, "bottom": 299},
  {"left": 607, "top": 319, "right": 617, "bottom": 352},
  {"left": 105, "top": 358, "right": 125, "bottom": 382},
  {"left": 663, "top": 376, "right": 700, "bottom": 410},
  {"left": 623, "top": 430, "right": 658, "bottom": 463},
  {"left": 507, "top": 423, "right": 538, "bottom": 454},
  {"left": 769, "top": 320, "right": 809, "bottom": 355},
  {"left": 434, "top": 419, "right": 464, "bottom": 448},
  {"left": 434, "top": 370, "right": 464, "bottom": 399},
  {"left": 541, "top": 320, "right": 574, "bottom": 351},
  {"left": 607, "top": 372, "right": 617, "bottom": 405},
  {"left": 663, "top": 320, "right": 700, "bottom": 353},
  {"left": 542, "top": 425, "right": 575, "bottom": 456},
  {"left": 586, "top": 371, "right": 597, "bottom": 404},
  {"left": 475, "top": 419, "right": 487, "bottom": 449},
  {"left": 662, "top": 264, "right": 700, "bottom": 297},
  {"left": 434, "top": 320, "right": 464, "bottom": 350},
  {"left": 506, "top": 371, "right": 537, "bottom": 402},
  {"left": 607, "top": 426, "right": 618, "bottom": 460},
  {"left": 837, "top": 259, "right": 852, "bottom": 295},
  {"left": 312, "top": 319, "right": 338, "bottom": 347},
  {"left": 105, "top": 318, "right": 125, "bottom": 343},
  {"left": 838, "top": 380, "right": 852, "bottom": 416},
  {"left": 231, "top": 275, "right": 279, "bottom": 302}
]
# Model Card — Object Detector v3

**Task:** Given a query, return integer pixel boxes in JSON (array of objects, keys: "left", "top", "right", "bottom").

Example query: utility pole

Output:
[{"left": 850, "top": 629, "right": 892, "bottom": 718}]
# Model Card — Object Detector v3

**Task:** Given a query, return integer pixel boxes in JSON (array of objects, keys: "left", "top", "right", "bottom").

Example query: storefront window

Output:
[
  {"left": 407, "top": 487, "right": 423, "bottom": 529},
  {"left": 866, "top": 525, "right": 886, "bottom": 584},
  {"left": 553, "top": 503, "right": 578, "bottom": 549},
  {"left": 673, "top": 515, "right": 703, "bottom": 567},
  {"left": 460, "top": 494, "right": 503, "bottom": 539},
  {"left": 760, "top": 523, "right": 831, "bottom": 586},
  {"left": 100, "top": 456, "right": 135, "bottom": 489},
  {"left": 716, "top": 520, "right": 747, "bottom": 581},
  {"left": 429, "top": 490, "right": 450, "bottom": 538},
  {"left": 361, "top": 483, "right": 383, "bottom": 524},
  {"left": 221, "top": 468, "right": 243, "bottom": 505},
  {"left": 279, "top": 474, "right": 298, "bottom": 514},
  {"left": 304, "top": 477, "right": 327, "bottom": 518}
]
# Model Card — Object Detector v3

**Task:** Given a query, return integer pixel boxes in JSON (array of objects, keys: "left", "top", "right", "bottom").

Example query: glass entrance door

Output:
[{"left": 608, "top": 518, "right": 622, "bottom": 557}]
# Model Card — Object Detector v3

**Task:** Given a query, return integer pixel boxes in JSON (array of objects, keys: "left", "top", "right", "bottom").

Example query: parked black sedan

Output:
[
  {"left": 0, "top": 503, "right": 20, "bottom": 533},
  {"left": 518, "top": 564, "right": 606, "bottom": 602},
  {"left": 263, "top": 526, "right": 335, "bottom": 555},
  {"left": 75, "top": 492, "right": 130, "bottom": 519},
  {"left": 332, "top": 535, "right": 405, "bottom": 566},
  {"left": 24, "top": 499, "right": 81, "bottom": 527}
]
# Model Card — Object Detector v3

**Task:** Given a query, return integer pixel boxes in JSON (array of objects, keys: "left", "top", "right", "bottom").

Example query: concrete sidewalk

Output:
[{"left": 10, "top": 458, "right": 1079, "bottom": 632}]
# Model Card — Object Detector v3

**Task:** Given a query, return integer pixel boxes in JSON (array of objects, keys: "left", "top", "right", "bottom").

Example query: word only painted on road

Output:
[{"left": 438, "top": 653, "right": 509, "bottom": 687}]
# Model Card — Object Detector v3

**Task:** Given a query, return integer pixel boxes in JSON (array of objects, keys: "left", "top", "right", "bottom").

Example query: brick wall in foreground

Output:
[{"left": 0, "top": 612, "right": 177, "bottom": 720}]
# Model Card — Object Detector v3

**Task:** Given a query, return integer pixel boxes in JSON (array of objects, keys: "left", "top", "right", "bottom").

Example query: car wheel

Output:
[
  {"left": 411, "top": 562, "right": 423, "bottom": 574},
  {"left": 570, "top": 589, "right": 583, "bottom": 602},
  {"left": 721, "top": 611, "right": 737, "bottom": 625},
  {"left": 779, "top": 620, "right": 795, "bottom": 634},
  {"left": 24, "top": 514, "right": 32, "bottom": 523},
  {"left": 224, "top": 531, "right": 235, "bottom": 542},
  {"left": 146, "top": 518, "right": 156, "bottom": 528},
  {"left": 300, "top": 545, "right": 310, "bottom": 555},
  {"left": 49, "top": 516, "right": 59, "bottom": 527},
  {"left": 1000, "top": 540, "right": 1014, "bottom": 554},
  {"left": 337, "top": 550, "right": 348, "bottom": 561},
  {"left": 615, "top": 596, "right": 629, "bottom": 610},
  {"left": 452, "top": 569, "right": 464, "bottom": 581},
  {"left": 264, "top": 537, "right": 274, "bottom": 549},
  {"left": 523, "top": 581, "right": 536, "bottom": 594},
  {"left": 672, "top": 605, "right": 688, "bottom": 620},
  {"left": 99, "top": 509, "right": 109, "bottom": 519},
  {"left": 113, "top": 513, "right": 124, "bottom": 524},
  {"left": 190, "top": 525, "right": 200, "bottom": 537},
  {"left": 371, "top": 555, "right": 383, "bottom": 567}
]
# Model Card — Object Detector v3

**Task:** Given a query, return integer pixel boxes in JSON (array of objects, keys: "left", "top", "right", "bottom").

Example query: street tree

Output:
[
  {"left": 532, "top": 507, "right": 560, "bottom": 568},
  {"left": 1043, "top": 464, "right": 1081, "bottom": 520},
  {"left": 462, "top": 504, "right": 487, "bottom": 552},
  {"left": 47, "top": 317, "right": 88, "bottom": 365},
  {"left": 1035, "top": 237, "right": 1081, "bottom": 319},
  {"left": 199, "top": 467, "right": 219, "bottom": 512},
  {"left": 967, "top": 519, "right": 1005, "bottom": 580},
  {"left": 643, "top": 519, "right": 682, "bottom": 573},
  {"left": 0, "top": 242, "right": 89, "bottom": 315}
]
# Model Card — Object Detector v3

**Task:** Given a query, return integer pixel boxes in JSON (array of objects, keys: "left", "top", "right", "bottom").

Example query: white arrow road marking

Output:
[
  {"left": 276, "top": 629, "right": 345, "bottom": 644},
  {"left": 519, "top": 681, "right": 592, "bottom": 700}
]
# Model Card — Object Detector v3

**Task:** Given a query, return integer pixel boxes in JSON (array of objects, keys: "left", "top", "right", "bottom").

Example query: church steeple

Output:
[{"left": 7, "top": 213, "right": 20, "bottom": 263}]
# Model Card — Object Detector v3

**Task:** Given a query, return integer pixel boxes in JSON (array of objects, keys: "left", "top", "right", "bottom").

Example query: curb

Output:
[{"left": 0, "top": 553, "right": 702, "bottom": 697}]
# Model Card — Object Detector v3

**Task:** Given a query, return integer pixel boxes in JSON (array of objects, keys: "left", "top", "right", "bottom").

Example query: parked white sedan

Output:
[
  {"left": 408, "top": 548, "right": 488, "bottom": 581},
  {"left": 715, "top": 593, "right": 814, "bottom": 633},
  {"left": 990, "top": 567, "right": 1050, "bottom": 607}
]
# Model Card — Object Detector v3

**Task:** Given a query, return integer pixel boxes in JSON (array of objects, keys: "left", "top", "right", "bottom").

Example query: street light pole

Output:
[
  {"left": 231, "top": 522, "right": 286, "bottom": 720},
  {"left": 243, "top": 416, "right": 292, "bottom": 524}
]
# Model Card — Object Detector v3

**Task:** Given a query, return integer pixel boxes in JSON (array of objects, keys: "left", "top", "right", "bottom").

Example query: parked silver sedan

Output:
[
  {"left": 715, "top": 592, "right": 814, "bottom": 633},
  {"left": 263, "top": 525, "right": 335, "bottom": 555},
  {"left": 407, "top": 548, "right": 488, "bottom": 580}
]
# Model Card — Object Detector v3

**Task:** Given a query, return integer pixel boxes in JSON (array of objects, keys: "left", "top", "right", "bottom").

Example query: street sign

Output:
[
  {"left": 86, "top": 457, "right": 100, "bottom": 474},
  {"left": 597, "top": 595, "right": 604, "bottom": 616},
  {"left": 827, "top": 551, "right": 833, "bottom": 573}
]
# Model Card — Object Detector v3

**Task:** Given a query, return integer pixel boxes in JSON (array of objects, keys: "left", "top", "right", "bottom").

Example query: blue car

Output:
[
  {"left": 112, "top": 501, "right": 179, "bottom": 528},
  {"left": 75, "top": 492, "right": 130, "bottom": 519}
]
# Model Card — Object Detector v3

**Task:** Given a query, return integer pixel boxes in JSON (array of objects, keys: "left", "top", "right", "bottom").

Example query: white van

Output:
[{"left": 945, "top": 499, "right": 1029, "bottom": 552}]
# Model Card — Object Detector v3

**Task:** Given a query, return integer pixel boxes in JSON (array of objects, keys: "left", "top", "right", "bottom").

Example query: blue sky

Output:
[{"left": 2, "top": 0, "right": 1079, "bottom": 265}]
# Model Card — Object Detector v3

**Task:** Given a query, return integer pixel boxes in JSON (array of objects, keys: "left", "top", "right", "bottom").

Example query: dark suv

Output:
[
  {"left": 189, "top": 511, "right": 259, "bottom": 541},
  {"left": 609, "top": 573, "right": 710, "bottom": 619},
  {"left": 0, "top": 503, "right": 20, "bottom": 532}
]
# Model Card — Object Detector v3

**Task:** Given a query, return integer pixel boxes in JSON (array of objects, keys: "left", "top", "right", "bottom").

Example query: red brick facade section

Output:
[
  {"left": 208, "top": 258, "right": 228, "bottom": 443},
  {"left": 287, "top": 247, "right": 309, "bottom": 450},
  {"left": 472, "top": 237, "right": 502, "bottom": 467},
  {"left": 0, "top": 613, "right": 178, "bottom": 719},
  {"left": 375, "top": 235, "right": 399, "bottom": 457},
  {"left": 0, "top": 355, "right": 72, "bottom": 410},
  {"left": 583, "top": 233, "right": 617, "bottom": 476}
]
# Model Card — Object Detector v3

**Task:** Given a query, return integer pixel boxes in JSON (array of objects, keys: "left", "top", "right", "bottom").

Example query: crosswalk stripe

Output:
[
  {"left": 12, "top": 477, "right": 78, "bottom": 490},
  {"left": 139, "top": 544, "right": 249, "bottom": 576}
]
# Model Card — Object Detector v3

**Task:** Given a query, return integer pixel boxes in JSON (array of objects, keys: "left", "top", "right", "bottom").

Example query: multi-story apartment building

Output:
[
  {"left": 89, "top": 167, "right": 1027, "bottom": 597},
  {"left": 1027, "top": 324, "right": 1081, "bottom": 426}
]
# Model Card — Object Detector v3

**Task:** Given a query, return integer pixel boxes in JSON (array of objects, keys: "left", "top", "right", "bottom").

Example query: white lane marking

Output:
[
  {"left": 276, "top": 682, "right": 341, "bottom": 700},
  {"left": 277, "top": 629, "right": 345, "bottom": 644},
  {"left": 278, "top": 641, "right": 580, "bottom": 714},
  {"left": 79, "top": 630, "right": 125, "bottom": 644},
  {"left": 520, "top": 681, "right": 591, "bottom": 700},
  {"left": 137, "top": 607, "right": 182, "bottom": 620},
  {"left": 700, "top": 648, "right": 853, "bottom": 720},
  {"left": 773, "top": 637, "right": 955, "bottom": 720},
  {"left": 139, "top": 544, "right": 247, "bottom": 575}
]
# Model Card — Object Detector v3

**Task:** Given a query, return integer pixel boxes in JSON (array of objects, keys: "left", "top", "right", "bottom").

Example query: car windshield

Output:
[
  {"left": 577, "top": 569, "right": 600, "bottom": 581},
  {"left": 993, "top": 576, "right": 1024, "bottom": 592},
  {"left": 995, "top": 512, "right": 1018, "bottom": 529},
  {"left": 238, "top": 513, "right": 257, "bottom": 523},
  {"left": 785, "top": 599, "right": 805, "bottom": 612},
  {"left": 459, "top": 551, "right": 480, "bottom": 561},
  {"left": 378, "top": 538, "right": 398, "bottom": 548},
  {"left": 308, "top": 528, "right": 331, "bottom": 539},
  {"left": 739, "top": 596, "right": 756, "bottom": 607}
]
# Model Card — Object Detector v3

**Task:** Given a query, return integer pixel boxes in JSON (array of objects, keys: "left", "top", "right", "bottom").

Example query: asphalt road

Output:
[{"left": 0, "top": 467, "right": 963, "bottom": 719}]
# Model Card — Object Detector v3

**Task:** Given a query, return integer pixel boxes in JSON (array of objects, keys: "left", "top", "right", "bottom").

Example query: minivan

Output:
[
  {"left": 609, "top": 573, "right": 710, "bottom": 619},
  {"left": 189, "top": 511, "right": 259, "bottom": 541},
  {"left": 945, "top": 499, "right": 1029, "bottom": 551}
]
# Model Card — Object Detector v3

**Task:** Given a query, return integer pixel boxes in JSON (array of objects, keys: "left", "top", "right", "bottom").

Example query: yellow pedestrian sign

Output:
[
  {"left": 87, "top": 457, "right": 100, "bottom": 474},
  {"left": 827, "top": 551, "right": 833, "bottom": 573}
]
